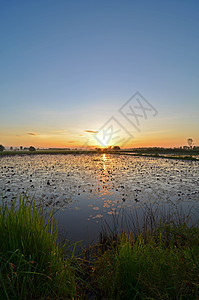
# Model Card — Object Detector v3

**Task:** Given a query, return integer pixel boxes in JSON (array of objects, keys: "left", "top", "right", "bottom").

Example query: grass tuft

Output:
[
  {"left": 1, "top": 195, "right": 199, "bottom": 299},
  {"left": 0, "top": 195, "right": 76, "bottom": 299},
  {"left": 93, "top": 223, "right": 199, "bottom": 299}
]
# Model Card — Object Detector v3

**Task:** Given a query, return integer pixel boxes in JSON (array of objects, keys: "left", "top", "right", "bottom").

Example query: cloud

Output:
[
  {"left": 27, "top": 132, "right": 37, "bottom": 136},
  {"left": 84, "top": 130, "right": 98, "bottom": 134},
  {"left": 68, "top": 141, "right": 75, "bottom": 143},
  {"left": 51, "top": 129, "right": 66, "bottom": 133}
]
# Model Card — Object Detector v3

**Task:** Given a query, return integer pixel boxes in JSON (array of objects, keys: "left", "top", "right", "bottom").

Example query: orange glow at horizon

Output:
[{"left": 1, "top": 127, "right": 198, "bottom": 149}]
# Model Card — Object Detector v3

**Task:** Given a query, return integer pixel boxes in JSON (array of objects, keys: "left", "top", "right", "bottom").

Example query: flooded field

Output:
[{"left": 1, "top": 154, "right": 199, "bottom": 244}]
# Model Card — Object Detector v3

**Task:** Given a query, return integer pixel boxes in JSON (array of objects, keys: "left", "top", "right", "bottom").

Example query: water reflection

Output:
[
  {"left": 0, "top": 154, "right": 199, "bottom": 243},
  {"left": 102, "top": 153, "right": 107, "bottom": 171},
  {"left": 102, "top": 153, "right": 106, "bottom": 161}
]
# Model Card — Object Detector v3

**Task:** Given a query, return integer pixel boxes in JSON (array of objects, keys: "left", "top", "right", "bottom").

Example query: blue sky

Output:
[{"left": 0, "top": 0, "right": 198, "bottom": 148}]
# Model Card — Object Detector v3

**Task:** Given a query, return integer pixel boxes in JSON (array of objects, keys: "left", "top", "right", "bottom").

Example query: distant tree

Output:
[
  {"left": 10, "top": 146, "right": 13, "bottom": 150},
  {"left": 29, "top": 146, "right": 36, "bottom": 151},
  {"left": 113, "top": 146, "right": 120, "bottom": 150},
  {"left": 0, "top": 144, "right": 5, "bottom": 151},
  {"left": 187, "top": 138, "right": 193, "bottom": 148},
  {"left": 20, "top": 146, "right": 23, "bottom": 150}
]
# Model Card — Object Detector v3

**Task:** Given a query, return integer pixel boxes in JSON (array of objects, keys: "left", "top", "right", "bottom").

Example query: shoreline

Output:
[
  {"left": 0, "top": 149, "right": 198, "bottom": 161},
  {"left": 1, "top": 196, "right": 199, "bottom": 299}
]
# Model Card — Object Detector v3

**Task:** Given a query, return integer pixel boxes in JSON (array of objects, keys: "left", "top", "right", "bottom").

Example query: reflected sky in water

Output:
[{"left": 1, "top": 154, "right": 199, "bottom": 244}]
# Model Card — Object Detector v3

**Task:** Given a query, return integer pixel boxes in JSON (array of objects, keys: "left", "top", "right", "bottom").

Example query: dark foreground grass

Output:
[
  {"left": 1, "top": 196, "right": 199, "bottom": 299},
  {"left": 92, "top": 224, "right": 199, "bottom": 299},
  {"left": 78, "top": 203, "right": 199, "bottom": 299},
  {"left": 0, "top": 196, "right": 76, "bottom": 299}
]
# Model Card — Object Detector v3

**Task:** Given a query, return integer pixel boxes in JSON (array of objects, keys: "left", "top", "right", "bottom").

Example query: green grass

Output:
[
  {"left": 117, "top": 152, "right": 199, "bottom": 161},
  {"left": 1, "top": 195, "right": 199, "bottom": 299},
  {"left": 120, "top": 147, "right": 199, "bottom": 156},
  {"left": 0, "top": 196, "right": 76, "bottom": 299},
  {"left": 0, "top": 149, "right": 96, "bottom": 156},
  {"left": 0, "top": 148, "right": 198, "bottom": 161},
  {"left": 92, "top": 223, "right": 199, "bottom": 299}
]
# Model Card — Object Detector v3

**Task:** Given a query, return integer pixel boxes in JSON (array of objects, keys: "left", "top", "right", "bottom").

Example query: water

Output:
[{"left": 1, "top": 154, "right": 199, "bottom": 244}]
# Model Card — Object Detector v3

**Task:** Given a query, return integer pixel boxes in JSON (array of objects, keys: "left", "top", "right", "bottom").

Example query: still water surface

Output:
[{"left": 1, "top": 154, "right": 199, "bottom": 244}]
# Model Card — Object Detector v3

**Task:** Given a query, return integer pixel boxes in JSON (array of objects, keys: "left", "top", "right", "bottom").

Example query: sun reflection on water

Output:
[
  {"left": 102, "top": 153, "right": 107, "bottom": 171},
  {"left": 102, "top": 154, "right": 106, "bottom": 161}
]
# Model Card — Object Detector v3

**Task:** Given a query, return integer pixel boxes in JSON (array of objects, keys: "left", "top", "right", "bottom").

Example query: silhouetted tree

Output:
[
  {"left": 187, "top": 138, "right": 193, "bottom": 148},
  {"left": 0, "top": 145, "right": 5, "bottom": 151},
  {"left": 113, "top": 146, "right": 120, "bottom": 150},
  {"left": 29, "top": 146, "right": 36, "bottom": 151}
]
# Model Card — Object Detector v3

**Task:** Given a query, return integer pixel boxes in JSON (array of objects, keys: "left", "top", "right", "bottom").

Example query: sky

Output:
[{"left": 0, "top": 0, "right": 198, "bottom": 148}]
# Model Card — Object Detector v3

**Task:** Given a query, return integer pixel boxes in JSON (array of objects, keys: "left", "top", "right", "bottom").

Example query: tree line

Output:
[{"left": 0, "top": 145, "right": 36, "bottom": 151}]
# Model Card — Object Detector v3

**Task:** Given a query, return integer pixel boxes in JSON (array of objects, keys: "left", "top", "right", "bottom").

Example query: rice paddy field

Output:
[
  {"left": 1, "top": 153, "right": 199, "bottom": 244},
  {"left": 1, "top": 153, "right": 199, "bottom": 299}
]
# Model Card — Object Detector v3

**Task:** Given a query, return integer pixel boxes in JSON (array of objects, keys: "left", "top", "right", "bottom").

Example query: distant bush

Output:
[
  {"left": 113, "top": 146, "right": 120, "bottom": 150},
  {"left": 29, "top": 146, "right": 36, "bottom": 151},
  {"left": 0, "top": 144, "right": 5, "bottom": 151}
]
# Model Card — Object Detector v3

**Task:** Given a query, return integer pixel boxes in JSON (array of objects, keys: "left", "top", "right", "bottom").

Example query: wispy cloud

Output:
[
  {"left": 27, "top": 132, "right": 38, "bottom": 136},
  {"left": 51, "top": 129, "right": 66, "bottom": 133},
  {"left": 84, "top": 130, "right": 98, "bottom": 134}
]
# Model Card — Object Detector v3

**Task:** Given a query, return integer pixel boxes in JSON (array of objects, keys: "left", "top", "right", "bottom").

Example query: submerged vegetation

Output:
[{"left": 0, "top": 196, "right": 199, "bottom": 299}]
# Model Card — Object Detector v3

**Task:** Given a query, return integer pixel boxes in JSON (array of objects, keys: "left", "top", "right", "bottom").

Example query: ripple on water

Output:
[{"left": 0, "top": 154, "right": 199, "bottom": 243}]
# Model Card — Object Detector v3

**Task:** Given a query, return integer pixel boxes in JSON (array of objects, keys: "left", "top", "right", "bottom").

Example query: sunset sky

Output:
[{"left": 0, "top": 1, "right": 198, "bottom": 148}]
